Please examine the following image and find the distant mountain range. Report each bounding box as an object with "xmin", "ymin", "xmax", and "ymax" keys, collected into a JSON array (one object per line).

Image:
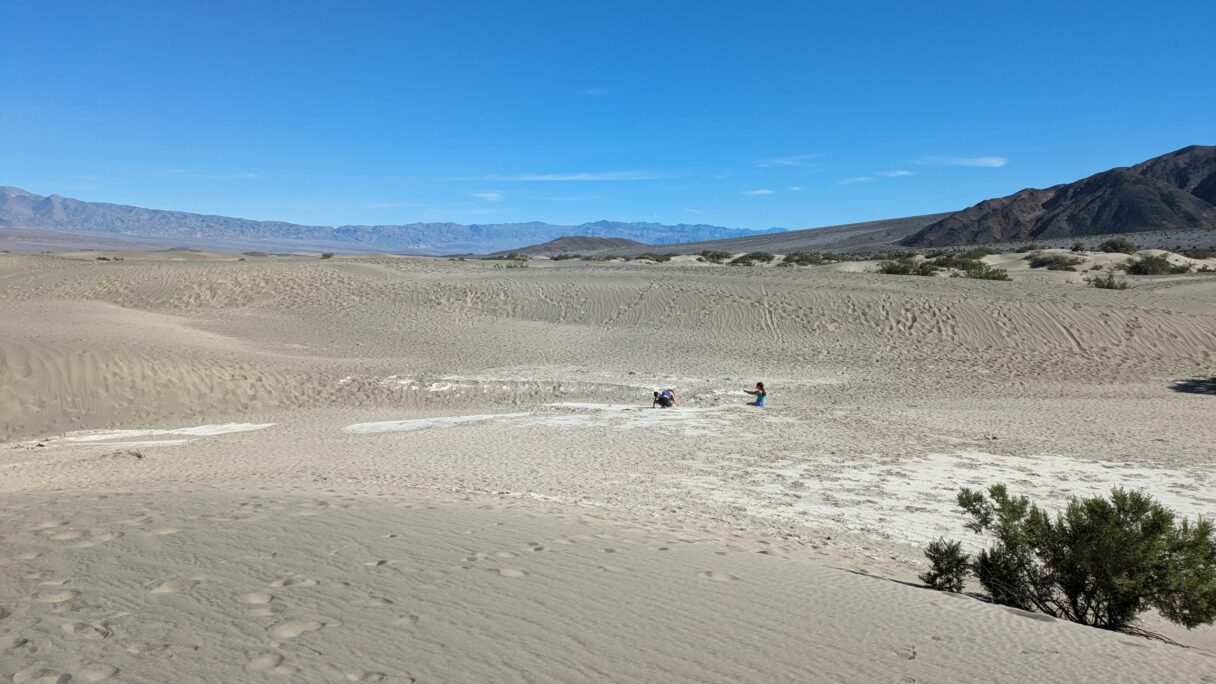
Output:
[
  {"xmin": 4, "ymin": 145, "xmax": 1212, "ymax": 255},
  {"xmin": 0, "ymin": 187, "xmax": 781, "ymax": 254},
  {"xmin": 901, "ymin": 145, "xmax": 1216, "ymax": 247}
]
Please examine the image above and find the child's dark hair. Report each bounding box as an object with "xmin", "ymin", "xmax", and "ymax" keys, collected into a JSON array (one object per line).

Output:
[{"xmin": 756, "ymin": 382, "xmax": 765, "ymax": 390}]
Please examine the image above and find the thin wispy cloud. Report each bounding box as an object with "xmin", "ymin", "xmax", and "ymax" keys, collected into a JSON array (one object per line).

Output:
[
  {"xmin": 684, "ymin": 208, "xmax": 705, "ymax": 214},
  {"xmin": 756, "ymin": 154, "xmax": 824, "ymax": 168},
  {"xmin": 839, "ymin": 176, "xmax": 873, "ymax": 185},
  {"xmin": 481, "ymin": 171, "xmax": 664, "ymax": 182},
  {"xmin": 743, "ymin": 189, "xmax": 775, "ymax": 196},
  {"xmin": 159, "ymin": 169, "xmax": 264, "ymax": 180},
  {"xmin": 470, "ymin": 191, "xmax": 503, "ymax": 201},
  {"xmin": 917, "ymin": 155, "xmax": 1008, "ymax": 168},
  {"xmin": 789, "ymin": 186, "xmax": 803, "ymax": 192},
  {"xmin": 875, "ymin": 170, "xmax": 913, "ymax": 177}
]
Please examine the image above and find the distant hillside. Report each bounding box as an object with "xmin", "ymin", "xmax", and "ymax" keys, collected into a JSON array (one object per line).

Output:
[
  {"xmin": 0, "ymin": 187, "xmax": 778, "ymax": 254},
  {"xmin": 494, "ymin": 236, "xmax": 647, "ymax": 257},
  {"xmin": 902, "ymin": 145, "xmax": 1216, "ymax": 247},
  {"xmin": 536, "ymin": 214, "xmax": 952, "ymax": 257}
]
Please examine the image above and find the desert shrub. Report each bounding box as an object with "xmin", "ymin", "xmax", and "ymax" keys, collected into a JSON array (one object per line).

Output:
[
  {"xmin": 492, "ymin": 261, "xmax": 528, "ymax": 269},
  {"xmin": 1098, "ymin": 237, "xmax": 1138, "ymax": 254},
  {"xmin": 551, "ymin": 253, "xmax": 581, "ymax": 261},
  {"xmin": 1090, "ymin": 271, "xmax": 1129, "ymax": 290},
  {"xmin": 1018, "ymin": 243, "xmax": 1044, "ymax": 252},
  {"xmin": 635, "ymin": 252, "xmax": 672, "ymax": 263},
  {"xmin": 485, "ymin": 252, "xmax": 529, "ymax": 261},
  {"xmin": 781, "ymin": 252, "xmax": 832, "ymax": 266},
  {"xmin": 964, "ymin": 247, "xmax": 999, "ymax": 259},
  {"xmin": 937, "ymin": 484, "xmax": 1216, "ymax": 632},
  {"xmin": 1024, "ymin": 252, "xmax": 1085, "ymax": 271},
  {"xmin": 877, "ymin": 256, "xmax": 938, "ymax": 276},
  {"xmin": 1181, "ymin": 247, "xmax": 1213, "ymax": 259},
  {"xmin": 320, "ymin": 252, "xmax": 334, "ymax": 259},
  {"xmin": 1071, "ymin": 241, "xmax": 1086, "ymax": 252},
  {"xmin": 95, "ymin": 256, "xmax": 111, "ymax": 261},
  {"xmin": 729, "ymin": 251, "xmax": 776, "ymax": 266},
  {"xmin": 964, "ymin": 263, "xmax": 1011, "ymax": 281},
  {"xmin": 927, "ymin": 254, "xmax": 975, "ymax": 270},
  {"xmin": 920, "ymin": 538, "xmax": 969, "ymax": 592},
  {"xmin": 1125, "ymin": 254, "xmax": 1191, "ymax": 275},
  {"xmin": 698, "ymin": 250, "xmax": 732, "ymax": 263}
]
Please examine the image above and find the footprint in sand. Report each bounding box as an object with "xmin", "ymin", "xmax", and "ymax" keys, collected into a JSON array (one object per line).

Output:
[
  {"xmin": 0, "ymin": 606, "xmax": 10, "ymax": 620},
  {"xmin": 61, "ymin": 621, "xmax": 113, "ymax": 639},
  {"xmin": 149, "ymin": 578, "xmax": 200, "ymax": 594},
  {"xmin": 14, "ymin": 551, "xmax": 41, "ymax": 560},
  {"xmin": 346, "ymin": 671, "xmax": 388, "ymax": 682},
  {"xmin": 392, "ymin": 614, "xmax": 420, "ymax": 627},
  {"xmin": 359, "ymin": 597, "xmax": 394, "ymax": 606},
  {"xmin": 11, "ymin": 665, "xmax": 70, "ymax": 684},
  {"xmin": 47, "ymin": 530, "xmax": 84, "ymax": 541},
  {"xmin": 270, "ymin": 577, "xmax": 318, "ymax": 588},
  {"xmin": 31, "ymin": 590, "xmax": 78, "ymax": 604},
  {"xmin": 239, "ymin": 591, "xmax": 273, "ymax": 605},
  {"xmin": 150, "ymin": 528, "xmax": 180, "ymax": 536},
  {"xmin": 496, "ymin": 568, "xmax": 528, "ymax": 578},
  {"xmin": 77, "ymin": 664, "xmax": 119, "ymax": 682},
  {"xmin": 0, "ymin": 633, "xmax": 29, "ymax": 653},
  {"xmin": 246, "ymin": 653, "xmax": 284, "ymax": 672},
  {"xmin": 362, "ymin": 560, "xmax": 390, "ymax": 567},
  {"xmin": 698, "ymin": 570, "xmax": 740, "ymax": 582},
  {"xmin": 269, "ymin": 619, "xmax": 324, "ymax": 639}
]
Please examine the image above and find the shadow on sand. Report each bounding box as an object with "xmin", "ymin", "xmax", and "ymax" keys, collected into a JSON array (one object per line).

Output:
[{"xmin": 1171, "ymin": 377, "xmax": 1216, "ymax": 395}]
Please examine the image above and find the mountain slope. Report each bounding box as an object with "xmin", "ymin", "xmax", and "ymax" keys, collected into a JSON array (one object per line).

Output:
[
  {"xmin": 902, "ymin": 145, "xmax": 1216, "ymax": 247},
  {"xmin": 0, "ymin": 187, "xmax": 776, "ymax": 254},
  {"xmin": 492, "ymin": 236, "xmax": 647, "ymax": 256}
]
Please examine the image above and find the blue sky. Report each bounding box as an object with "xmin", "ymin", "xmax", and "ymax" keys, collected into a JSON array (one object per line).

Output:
[{"xmin": 2, "ymin": 1, "xmax": 1213, "ymax": 230}]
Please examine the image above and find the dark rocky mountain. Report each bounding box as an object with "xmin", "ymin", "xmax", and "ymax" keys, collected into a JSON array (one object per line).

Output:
[
  {"xmin": 493, "ymin": 236, "xmax": 646, "ymax": 256},
  {"xmin": 902, "ymin": 145, "xmax": 1216, "ymax": 247},
  {"xmin": 0, "ymin": 187, "xmax": 778, "ymax": 254}
]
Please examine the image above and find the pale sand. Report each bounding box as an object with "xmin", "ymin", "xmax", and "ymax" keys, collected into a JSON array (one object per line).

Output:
[{"xmin": 2, "ymin": 250, "xmax": 1215, "ymax": 681}]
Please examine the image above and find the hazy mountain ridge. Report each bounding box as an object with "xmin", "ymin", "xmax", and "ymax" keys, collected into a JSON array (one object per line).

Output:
[
  {"xmin": 902, "ymin": 145, "xmax": 1216, "ymax": 247},
  {"xmin": 0, "ymin": 187, "xmax": 779, "ymax": 254}
]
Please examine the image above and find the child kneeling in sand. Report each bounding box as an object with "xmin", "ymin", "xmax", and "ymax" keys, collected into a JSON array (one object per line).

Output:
[
  {"xmin": 653, "ymin": 389, "xmax": 677, "ymax": 408},
  {"xmin": 744, "ymin": 382, "xmax": 766, "ymax": 407}
]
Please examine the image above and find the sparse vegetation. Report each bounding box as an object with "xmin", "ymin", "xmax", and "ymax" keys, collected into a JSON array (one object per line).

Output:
[
  {"xmin": 320, "ymin": 252, "xmax": 334, "ymax": 259},
  {"xmin": 963, "ymin": 247, "xmax": 999, "ymax": 259},
  {"xmin": 728, "ymin": 251, "xmax": 775, "ymax": 266},
  {"xmin": 877, "ymin": 256, "xmax": 939, "ymax": 276},
  {"xmin": 1071, "ymin": 241, "xmax": 1086, "ymax": 252},
  {"xmin": 1018, "ymin": 243, "xmax": 1044, "ymax": 252},
  {"xmin": 1098, "ymin": 237, "xmax": 1138, "ymax": 254},
  {"xmin": 551, "ymin": 253, "xmax": 581, "ymax": 261},
  {"xmin": 634, "ymin": 252, "xmax": 673, "ymax": 262},
  {"xmin": 923, "ymin": 484, "xmax": 1216, "ymax": 634},
  {"xmin": 920, "ymin": 538, "xmax": 969, "ymax": 592},
  {"xmin": 485, "ymin": 252, "xmax": 529, "ymax": 261},
  {"xmin": 1125, "ymin": 254, "xmax": 1192, "ymax": 275},
  {"xmin": 1182, "ymin": 247, "xmax": 1213, "ymax": 260},
  {"xmin": 1090, "ymin": 271, "xmax": 1129, "ymax": 289},
  {"xmin": 780, "ymin": 252, "xmax": 835, "ymax": 266},
  {"xmin": 963, "ymin": 263, "xmax": 1011, "ymax": 281},
  {"xmin": 492, "ymin": 261, "xmax": 528, "ymax": 269},
  {"xmin": 698, "ymin": 250, "xmax": 733, "ymax": 264},
  {"xmin": 1024, "ymin": 252, "xmax": 1085, "ymax": 271}
]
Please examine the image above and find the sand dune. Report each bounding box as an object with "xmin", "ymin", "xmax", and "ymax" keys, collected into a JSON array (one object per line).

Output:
[{"xmin": 2, "ymin": 250, "xmax": 1215, "ymax": 680}]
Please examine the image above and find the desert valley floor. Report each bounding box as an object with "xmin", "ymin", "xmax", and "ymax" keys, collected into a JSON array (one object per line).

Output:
[{"xmin": 2, "ymin": 250, "xmax": 1215, "ymax": 682}]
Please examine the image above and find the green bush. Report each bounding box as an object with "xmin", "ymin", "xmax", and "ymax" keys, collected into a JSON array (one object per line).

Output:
[
  {"xmin": 551, "ymin": 253, "xmax": 581, "ymax": 261},
  {"xmin": 1090, "ymin": 271, "xmax": 1128, "ymax": 290},
  {"xmin": 964, "ymin": 263, "xmax": 1011, "ymax": 281},
  {"xmin": 634, "ymin": 252, "xmax": 673, "ymax": 262},
  {"xmin": 1071, "ymin": 241, "xmax": 1086, "ymax": 253},
  {"xmin": 1024, "ymin": 252, "xmax": 1085, "ymax": 271},
  {"xmin": 781, "ymin": 252, "xmax": 832, "ymax": 266},
  {"xmin": 699, "ymin": 250, "xmax": 732, "ymax": 264},
  {"xmin": 920, "ymin": 538, "xmax": 969, "ymax": 592},
  {"xmin": 877, "ymin": 256, "xmax": 939, "ymax": 276},
  {"xmin": 1098, "ymin": 237, "xmax": 1138, "ymax": 254},
  {"xmin": 935, "ymin": 484, "xmax": 1216, "ymax": 632},
  {"xmin": 320, "ymin": 252, "xmax": 335, "ymax": 259},
  {"xmin": 1125, "ymin": 254, "xmax": 1191, "ymax": 275},
  {"xmin": 1181, "ymin": 247, "xmax": 1213, "ymax": 260},
  {"xmin": 964, "ymin": 247, "xmax": 1000, "ymax": 259},
  {"xmin": 729, "ymin": 251, "xmax": 776, "ymax": 266},
  {"xmin": 1018, "ymin": 243, "xmax": 1044, "ymax": 252}
]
